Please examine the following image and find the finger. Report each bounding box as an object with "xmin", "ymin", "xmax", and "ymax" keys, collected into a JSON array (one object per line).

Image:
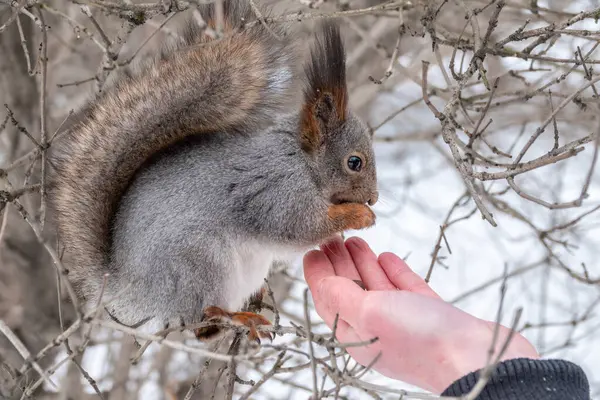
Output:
[
  {"xmin": 378, "ymin": 252, "xmax": 441, "ymax": 299},
  {"xmin": 304, "ymin": 250, "xmax": 340, "ymax": 325},
  {"xmin": 345, "ymin": 237, "xmax": 396, "ymax": 291},
  {"xmin": 321, "ymin": 236, "xmax": 361, "ymax": 281},
  {"xmin": 314, "ymin": 275, "xmax": 367, "ymax": 328},
  {"xmin": 303, "ymin": 249, "xmax": 336, "ymax": 296}
]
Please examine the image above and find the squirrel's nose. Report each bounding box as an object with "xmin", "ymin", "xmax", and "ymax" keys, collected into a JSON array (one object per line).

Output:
[{"xmin": 368, "ymin": 191, "xmax": 379, "ymax": 206}]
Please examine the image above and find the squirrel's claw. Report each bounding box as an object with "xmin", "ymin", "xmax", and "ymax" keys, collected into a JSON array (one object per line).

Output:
[
  {"xmin": 197, "ymin": 306, "xmax": 273, "ymax": 344},
  {"xmin": 257, "ymin": 328, "xmax": 274, "ymax": 343}
]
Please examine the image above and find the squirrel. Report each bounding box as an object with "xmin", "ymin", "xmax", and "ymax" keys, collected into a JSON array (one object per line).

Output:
[{"xmin": 48, "ymin": 0, "xmax": 378, "ymax": 343}]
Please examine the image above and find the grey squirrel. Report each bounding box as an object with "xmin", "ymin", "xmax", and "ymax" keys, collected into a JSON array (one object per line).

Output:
[{"xmin": 48, "ymin": 0, "xmax": 378, "ymax": 342}]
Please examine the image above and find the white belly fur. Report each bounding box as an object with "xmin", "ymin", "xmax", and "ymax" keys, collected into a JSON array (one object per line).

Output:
[{"xmin": 226, "ymin": 239, "xmax": 308, "ymax": 311}]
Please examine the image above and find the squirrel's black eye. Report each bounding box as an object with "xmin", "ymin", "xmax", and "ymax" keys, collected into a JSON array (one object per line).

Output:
[{"xmin": 347, "ymin": 156, "xmax": 362, "ymax": 172}]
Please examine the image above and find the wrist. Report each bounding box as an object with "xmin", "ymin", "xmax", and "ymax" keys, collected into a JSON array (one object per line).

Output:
[{"xmin": 432, "ymin": 318, "xmax": 539, "ymax": 394}]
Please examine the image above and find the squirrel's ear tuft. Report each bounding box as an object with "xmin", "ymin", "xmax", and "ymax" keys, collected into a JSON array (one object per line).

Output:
[{"xmin": 300, "ymin": 20, "xmax": 348, "ymax": 153}]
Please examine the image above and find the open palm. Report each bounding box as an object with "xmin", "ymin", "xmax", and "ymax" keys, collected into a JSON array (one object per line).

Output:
[{"xmin": 303, "ymin": 236, "xmax": 538, "ymax": 394}]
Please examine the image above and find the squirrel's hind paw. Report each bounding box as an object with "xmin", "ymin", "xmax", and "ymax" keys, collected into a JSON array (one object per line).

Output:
[{"xmin": 196, "ymin": 306, "xmax": 273, "ymax": 344}]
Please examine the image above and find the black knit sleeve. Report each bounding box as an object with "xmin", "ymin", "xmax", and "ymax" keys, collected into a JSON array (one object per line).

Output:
[{"xmin": 440, "ymin": 358, "xmax": 590, "ymax": 399}]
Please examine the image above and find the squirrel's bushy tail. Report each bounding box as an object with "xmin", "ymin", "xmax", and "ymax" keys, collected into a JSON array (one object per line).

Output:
[{"xmin": 48, "ymin": 1, "xmax": 296, "ymax": 295}]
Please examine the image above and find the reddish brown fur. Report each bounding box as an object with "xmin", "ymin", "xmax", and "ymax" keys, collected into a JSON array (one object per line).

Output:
[
  {"xmin": 327, "ymin": 203, "xmax": 376, "ymax": 232},
  {"xmin": 300, "ymin": 101, "xmax": 321, "ymax": 152},
  {"xmin": 328, "ymin": 86, "xmax": 348, "ymax": 121},
  {"xmin": 300, "ymin": 21, "xmax": 348, "ymax": 153},
  {"xmin": 300, "ymin": 88, "xmax": 348, "ymax": 153},
  {"xmin": 196, "ymin": 306, "xmax": 272, "ymax": 343}
]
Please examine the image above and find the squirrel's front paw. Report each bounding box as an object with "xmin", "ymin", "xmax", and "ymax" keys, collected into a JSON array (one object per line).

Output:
[{"xmin": 328, "ymin": 203, "xmax": 376, "ymax": 231}]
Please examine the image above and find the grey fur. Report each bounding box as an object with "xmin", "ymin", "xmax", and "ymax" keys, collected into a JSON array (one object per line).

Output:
[{"xmin": 107, "ymin": 113, "xmax": 377, "ymax": 327}]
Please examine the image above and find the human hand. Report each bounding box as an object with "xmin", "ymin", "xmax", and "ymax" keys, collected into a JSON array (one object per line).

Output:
[{"xmin": 303, "ymin": 236, "xmax": 539, "ymax": 394}]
